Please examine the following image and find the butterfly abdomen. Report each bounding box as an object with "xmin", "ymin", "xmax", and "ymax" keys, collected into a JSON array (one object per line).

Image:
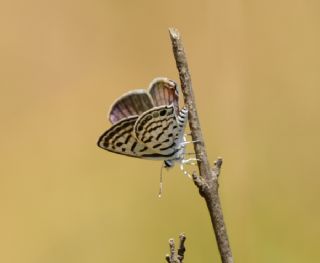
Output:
[
  {"xmin": 176, "ymin": 107, "xmax": 188, "ymax": 138},
  {"xmin": 177, "ymin": 107, "xmax": 188, "ymax": 125}
]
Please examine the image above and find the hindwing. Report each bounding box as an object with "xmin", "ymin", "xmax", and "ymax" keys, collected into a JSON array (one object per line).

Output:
[
  {"xmin": 108, "ymin": 90, "xmax": 154, "ymax": 124},
  {"xmin": 134, "ymin": 105, "xmax": 181, "ymax": 157},
  {"xmin": 148, "ymin": 78, "xmax": 179, "ymax": 115},
  {"xmin": 108, "ymin": 78, "xmax": 180, "ymax": 124}
]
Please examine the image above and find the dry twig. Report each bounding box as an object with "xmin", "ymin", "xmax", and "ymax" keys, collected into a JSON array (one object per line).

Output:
[
  {"xmin": 169, "ymin": 28, "xmax": 234, "ymax": 263},
  {"xmin": 165, "ymin": 234, "xmax": 186, "ymax": 263}
]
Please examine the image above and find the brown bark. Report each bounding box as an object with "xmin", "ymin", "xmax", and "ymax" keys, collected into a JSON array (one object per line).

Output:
[{"xmin": 169, "ymin": 28, "xmax": 234, "ymax": 263}]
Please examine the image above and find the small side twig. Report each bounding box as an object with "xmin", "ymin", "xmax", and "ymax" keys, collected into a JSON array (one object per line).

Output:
[
  {"xmin": 169, "ymin": 28, "xmax": 234, "ymax": 263},
  {"xmin": 192, "ymin": 158, "xmax": 223, "ymax": 205},
  {"xmin": 165, "ymin": 234, "xmax": 186, "ymax": 263}
]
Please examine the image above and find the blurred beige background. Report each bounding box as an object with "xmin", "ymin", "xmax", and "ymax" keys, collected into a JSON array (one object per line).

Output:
[{"xmin": 1, "ymin": 0, "xmax": 319, "ymax": 262}]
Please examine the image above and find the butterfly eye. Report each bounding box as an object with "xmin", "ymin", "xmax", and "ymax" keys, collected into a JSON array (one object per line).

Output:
[{"xmin": 160, "ymin": 109, "xmax": 167, "ymax": 116}]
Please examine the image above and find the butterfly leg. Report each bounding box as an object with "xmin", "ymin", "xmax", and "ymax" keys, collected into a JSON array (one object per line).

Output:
[
  {"xmin": 181, "ymin": 135, "xmax": 200, "ymax": 145},
  {"xmin": 181, "ymin": 140, "xmax": 201, "ymax": 146},
  {"xmin": 179, "ymin": 162, "xmax": 192, "ymax": 178},
  {"xmin": 182, "ymin": 157, "xmax": 200, "ymax": 163},
  {"xmin": 182, "ymin": 158, "xmax": 200, "ymax": 166},
  {"xmin": 179, "ymin": 158, "xmax": 201, "ymax": 177}
]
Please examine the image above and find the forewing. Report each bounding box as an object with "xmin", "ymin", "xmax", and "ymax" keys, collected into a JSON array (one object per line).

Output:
[
  {"xmin": 148, "ymin": 78, "xmax": 179, "ymax": 115},
  {"xmin": 134, "ymin": 105, "xmax": 182, "ymax": 158},
  {"xmin": 98, "ymin": 116, "xmax": 157, "ymax": 158},
  {"xmin": 108, "ymin": 90, "xmax": 154, "ymax": 124}
]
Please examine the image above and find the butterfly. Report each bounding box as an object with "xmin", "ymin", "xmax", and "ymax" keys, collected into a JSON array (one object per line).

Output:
[{"xmin": 97, "ymin": 77, "xmax": 198, "ymax": 174}]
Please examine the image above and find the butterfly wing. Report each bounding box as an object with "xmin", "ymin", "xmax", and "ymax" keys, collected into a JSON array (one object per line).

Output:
[
  {"xmin": 98, "ymin": 116, "xmax": 159, "ymax": 158},
  {"xmin": 99, "ymin": 78, "xmax": 187, "ymax": 161},
  {"xmin": 108, "ymin": 90, "xmax": 154, "ymax": 124},
  {"xmin": 108, "ymin": 78, "xmax": 178, "ymax": 124},
  {"xmin": 148, "ymin": 78, "xmax": 179, "ymax": 115},
  {"xmin": 133, "ymin": 105, "xmax": 188, "ymax": 159}
]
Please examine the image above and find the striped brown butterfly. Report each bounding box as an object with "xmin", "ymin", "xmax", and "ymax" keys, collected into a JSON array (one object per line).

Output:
[{"xmin": 97, "ymin": 78, "xmax": 198, "ymax": 194}]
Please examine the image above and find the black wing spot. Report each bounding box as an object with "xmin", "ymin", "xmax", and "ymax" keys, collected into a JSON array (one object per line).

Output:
[
  {"xmin": 159, "ymin": 142, "xmax": 176, "ymax": 151},
  {"xmin": 156, "ymin": 131, "xmax": 164, "ymax": 140},
  {"xmin": 143, "ymin": 136, "xmax": 153, "ymax": 143},
  {"xmin": 141, "ymin": 119, "xmax": 148, "ymax": 125},
  {"xmin": 141, "ymin": 150, "xmax": 178, "ymax": 158},
  {"xmin": 153, "ymin": 143, "xmax": 162, "ymax": 149},
  {"xmin": 139, "ymin": 146, "xmax": 148, "ymax": 152},
  {"xmin": 116, "ymin": 142, "xmax": 123, "ymax": 147},
  {"xmin": 131, "ymin": 141, "xmax": 137, "ymax": 152},
  {"xmin": 124, "ymin": 135, "xmax": 131, "ymax": 144},
  {"xmin": 160, "ymin": 109, "xmax": 167, "ymax": 116}
]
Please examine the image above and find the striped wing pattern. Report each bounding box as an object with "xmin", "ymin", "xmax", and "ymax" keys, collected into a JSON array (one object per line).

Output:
[
  {"xmin": 98, "ymin": 78, "xmax": 188, "ymax": 161},
  {"xmin": 98, "ymin": 105, "xmax": 188, "ymax": 160},
  {"xmin": 134, "ymin": 105, "xmax": 187, "ymax": 157},
  {"xmin": 98, "ymin": 116, "xmax": 158, "ymax": 158}
]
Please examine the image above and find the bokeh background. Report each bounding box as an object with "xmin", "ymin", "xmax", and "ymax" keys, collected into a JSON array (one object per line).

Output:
[{"xmin": 1, "ymin": 0, "xmax": 320, "ymax": 262}]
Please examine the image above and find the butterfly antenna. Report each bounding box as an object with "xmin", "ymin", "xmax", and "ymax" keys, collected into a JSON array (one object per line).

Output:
[{"xmin": 158, "ymin": 162, "xmax": 165, "ymax": 198}]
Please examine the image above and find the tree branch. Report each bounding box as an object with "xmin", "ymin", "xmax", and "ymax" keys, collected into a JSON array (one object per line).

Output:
[
  {"xmin": 165, "ymin": 234, "xmax": 186, "ymax": 263},
  {"xmin": 169, "ymin": 28, "xmax": 234, "ymax": 263}
]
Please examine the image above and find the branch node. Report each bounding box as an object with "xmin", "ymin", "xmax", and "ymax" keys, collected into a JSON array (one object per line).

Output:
[{"xmin": 192, "ymin": 172, "xmax": 207, "ymax": 197}]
